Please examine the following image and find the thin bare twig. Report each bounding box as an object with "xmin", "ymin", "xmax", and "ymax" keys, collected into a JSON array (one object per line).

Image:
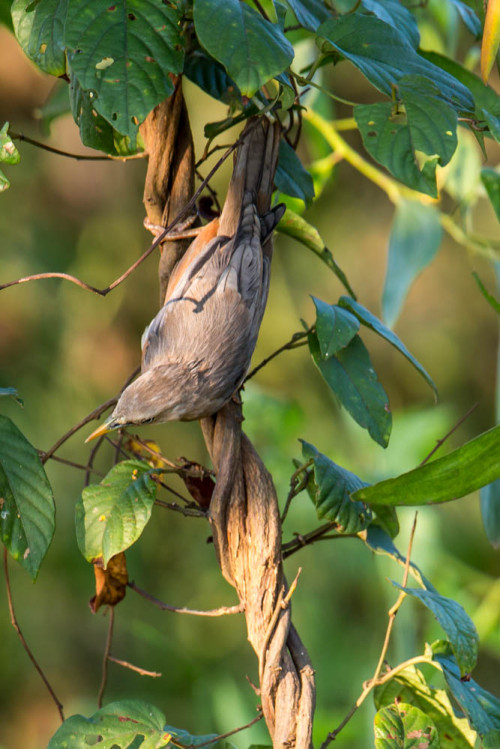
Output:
[
  {"xmin": 320, "ymin": 513, "xmax": 419, "ymax": 747},
  {"xmin": 3, "ymin": 548, "xmax": 64, "ymax": 722},
  {"xmin": 282, "ymin": 522, "xmax": 342, "ymax": 557},
  {"xmin": 97, "ymin": 606, "xmax": 115, "ymax": 709},
  {"xmin": 85, "ymin": 436, "xmax": 106, "ymax": 487},
  {"xmin": 419, "ymin": 402, "xmax": 479, "ymax": 466},
  {"xmin": 10, "ymin": 130, "xmax": 117, "ymax": 161},
  {"xmin": 154, "ymin": 497, "xmax": 206, "ymax": 517},
  {"xmin": 1, "ymin": 133, "xmax": 246, "ymax": 297},
  {"xmin": 107, "ymin": 655, "xmax": 162, "ymax": 678},
  {"xmin": 244, "ymin": 328, "xmax": 312, "ymax": 382},
  {"xmin": 191, "ymin": 711, "xmax": 264, "ymax": 748},
  {"xmin": 37, "ymin": 451, "xmax": 104, "ymax": 477},
  {"xmin": 128, "ymin": 581, "xmax": 243, "ymax": 616}
]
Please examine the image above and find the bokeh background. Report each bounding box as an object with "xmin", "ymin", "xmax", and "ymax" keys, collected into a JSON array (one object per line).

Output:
[{"xmin": 0, "ymin": 6, "xmax": 499, "ymax": 748}]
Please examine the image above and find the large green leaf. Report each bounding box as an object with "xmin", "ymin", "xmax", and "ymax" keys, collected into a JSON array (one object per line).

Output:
[
  {"xmin": 352, "ymin": 424, "xmax": 500, "ymax": 506},
  {"xmin": 361, "ymin": 0, "xmax": 420, "ymax": 49},
  {"xmin": 480, "ymin": 478, "xmax": 500, "ymax": 549},
  {"xmin": 481, "ymin": 168, "xmax": 500, "ymax": 222},
  {"xmin": 276, "ymin": 210, "xmax": 356, "ymax": 297},
  {"xmin": 75, "ymin": 459, "xmax": 156, "ymax": 566},
  {"xmin": 184, "ymin": 49, "xmax": 241, "ymax": 105},
  {"xmin": 47, "ymin": 700, "xmax": 171, "ymax": 749},
  {"xmin": 338, "ymin": 296, "xmax": 437, "ymax": 398},
  {"xmin": 11, "ymin": 0, "xmax": 67, "ymax": 76},
  {"xmin": 65, "ymin": 0, "xmax": 184, "ymax": 140},
  {"xmin": 309, "ymin": 331, "xmax": 392, "ymax": 448},
  {"xmin": 355, "ymin": 101, "xmax": 440, "ymax": 197},
  {"xmin": 312, "ymin": 297, "xmax": 359, "ymax": 358},
  {"xmin": 374, "ymin": 702, "xmax": 439, "ymax": 748},
  {"xmin": 275, "ymin": 140, "xmax": 315, "ymax": 206},
  {"xmin": 0, "ymin": 416, "xmax": 55, "ymax": 579},
  {"xmin": 316, "ymin": 14, "xmax": 474, "ymax": 111},
  {"xmin": 374, "ymin": 665, "xmax": 476, "ymax": 748},
  {"xmin": 393, "ymin": 585, "xmax": 478, "ymax": 675},
  {"xmin": 301, "ymin": 441, "xmax": 371, "ymax": 533},
  {"xmin": 382, "ymin": 200, "xmax": 443, "ymax": 327},
  {"xmin": 283, "ymin": 0, "xmax": 329, "ymax": 32},
  {"xmin": 432, "ymin": 642, "xmax": 500, "ymax": 736},
  {"xmin": 193, "ymin": 0, "xmax": 294, "ymax": 97}
]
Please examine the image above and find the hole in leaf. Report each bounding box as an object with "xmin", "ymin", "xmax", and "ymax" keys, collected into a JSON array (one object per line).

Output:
[
  {"xmin": 39, "ymin": 42, "xmax": 47, "ymax": 54},
  {"xmin": 128, "ymin": 12, "xmax": 136, "ymax": 20},
  {"xmin": 132, "ymin": 116, "xmax": 138, "ymax": 125},
  {"xmin": 112, "ymin": 113, "xmax": 118, "ymax": 121},
  {"xmin": 367, "ymin": 131, "xmax": 377, "ymax": 137}
]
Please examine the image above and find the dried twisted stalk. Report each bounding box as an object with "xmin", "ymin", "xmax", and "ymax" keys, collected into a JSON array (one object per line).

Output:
[{"xmin": 141, "ymin": 87, "xmax": 315, "ymax": 747}]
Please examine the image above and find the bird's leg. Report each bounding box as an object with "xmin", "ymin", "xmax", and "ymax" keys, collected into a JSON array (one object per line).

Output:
[{"xmin": 143, "ymin": 214, "xmax": 202, "ymax": 242}]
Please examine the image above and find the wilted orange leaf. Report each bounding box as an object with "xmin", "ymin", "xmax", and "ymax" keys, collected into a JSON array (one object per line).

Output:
[
  {"xmin": 481, "ymin": 0, "xmax": 500, "ymax": 83},
  {"xmin": 90, "ymin": 552, "xmax": 128, "ymax": 613}
]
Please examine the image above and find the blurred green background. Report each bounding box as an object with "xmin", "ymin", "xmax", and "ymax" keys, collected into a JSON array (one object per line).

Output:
[{"xmin": 0, "ymin": 7, "xmax": 499, "ymax": 748}]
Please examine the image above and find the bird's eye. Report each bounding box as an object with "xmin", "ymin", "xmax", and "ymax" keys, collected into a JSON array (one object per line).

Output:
[{"xmin": 143, "ymin": 417, "xmax": 154, "ymax": 424}]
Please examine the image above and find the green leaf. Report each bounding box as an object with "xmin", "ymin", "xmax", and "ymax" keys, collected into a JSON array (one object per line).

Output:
[
  {"xmin": 276, "ymin": 209, "xmax": 357, "ymax": 297},
  {"xmin": 0, "ymin": 123, "xmax": 20, "ymax": 164},
  {"xmin": 75, "ymin": 459, "xmax": 156, "ymax": 567},
  {"xmin": 193, "ymin": 0, "xmax": 294, "ymax": 97},
  {"xmin": 398, "ymin": 75, "xmax": 458, "ymax": 166},
  {"xmin": 11, "ymin": 0, "xmax": 67, "ymax": 76},
  {"xmin": 312, "ymin": 297, "xmax": 360, "ymax": 357},
  {"xmin": 283, "ymin": 0, "xmax": 329, "ymax": 32},
  {"xmin": 352, "ymin": 424, "xmax": 500, "ymax": 506},
  {"xmin": 316, "ymin": 14, "xmax": 474, "ymax": 111},
  {"xmin": 480, "ymin": 478, "xmax": 500, "ymax": 548},
  {"xmin": 419, "ymin": 51, "xmax": 499, "ymax": 120},
  {"xmin": 361, "ymin": 0, "xmax": 420, "ymax": 49},
  {"xmin": 448, "ymin": 0, "xmax": 482, "ymax": 36},
  {"xmin": 275, "ymin": 140, "xmax": 315, "ymax": 206},
  {"xmin": 483, "ymin": 730, "xmax": 500, "ymax": 748},
  {"xmin": 374, "ymin": 702, "xmax": 439, "ymax": 748},
  {"xmin": 370, "ymin": 504, "xmax": 399, "ymax": 539},
  {"xmin": 164, "ymin": 725, "xmax": 219, "ymax": 747},
  {"xmin": 432, "ymin": 642, "xmax": 500, "ymax": 736},
  {"xmin": 364, "ymin": 525, "xmax": 433, "ymax": 589},
  {"xmin": 0, "ymin": 415, "xmax": 55, "ymax": 579},
  {"xmin": 483, "ymin": 109, "xmax": 500, "ymax": 144},
  {"xmin": 472, "ymin": 271, "xmax": 500, "ymax": 314},
  {"xmin": 0, "ymin": 387, "xmax": 23, "ymax": 407},
  {"xmin": 393, "ymin": 584, "xmax": 478, "ymax": 675},
  {"xmin": 374, "ymin": 665, "xmax": 477, "ymax": 748},
  {"xmin": 66, "ymin": 0, "xmax": 184, "ymax": 141},
  {"xmin": 338, "ymin": 296, "xmax": 438, "ymax": 398},
  {"xmin": 0, "ymin": 0, "xmax": 14, "ymax": 31},
  {"xmin": 184, "ymin": 50, "xmax": 241, "ymax": 104},
  {"xmin": 481, "ymin": 168, "xmax": 500, "ymax": 221},
  {"xmin": 69, "ymin": 76, "xmax": 129, "ymax": 156},
  {"xmin": 301, "ymin": 440, "xmax": 371, "ymax": 532},
  {"xmin": 47, "ymin": 700, "xmax": 171, "ymax": 749},
  {"xmin": 382, "ymin": 200, "xmax": 443, "ymax": 327},
  {"xmin": 355, "ymin": 102, "xmax": 439, "ymax": 197},
  {"xmin": 309, "ymin": 332, "xmax": 392, "ymax": 448},
  {"xmin": 0, "ymin": 167, "xmax": 9, "ymax": 191}
]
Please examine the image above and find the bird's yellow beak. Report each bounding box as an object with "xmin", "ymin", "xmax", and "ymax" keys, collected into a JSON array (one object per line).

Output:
[{"xmin": 85, "ymin": 416, "xmax": 118, "ymax": 443}]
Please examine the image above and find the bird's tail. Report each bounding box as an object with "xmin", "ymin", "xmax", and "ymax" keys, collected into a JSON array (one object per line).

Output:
[{"xmin": 218, "ymin": 117, "xmax": 281, "ymax": 238}]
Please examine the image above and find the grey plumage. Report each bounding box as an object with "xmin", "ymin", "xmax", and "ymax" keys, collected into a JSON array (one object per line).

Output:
[{"xmin": 86, "ymin": 119, "xmax": 284, "ymax": 439}]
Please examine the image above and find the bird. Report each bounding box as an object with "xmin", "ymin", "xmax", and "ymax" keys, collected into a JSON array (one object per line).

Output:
[{"xmin": 86, "ymin": 118, "xmax": 284, "ymax": 442}]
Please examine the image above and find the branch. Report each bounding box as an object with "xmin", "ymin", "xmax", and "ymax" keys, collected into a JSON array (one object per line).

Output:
[
  {"xmin": 281, "ymin": 459, "xmax": 313, "ymax": 524},
  {"xmin": 182, "ymin": 711, "xmax": 264, "ymax": 749},
  {"xmin": 320, "ymin": 513, "xmax": 418, "ymax": 747},
  {"xmin": 3, "ymin": 548, "xmax": 65, "ymax": 722},
  {"xmin": 0, "ymin": 135, "xmax": 243, "ymax": 297},
  {"xmin": 97, "ymin": 606, "xmax": 115, "ymax": 709},
  {"xmin": 128, "ymin": 581, "xmax": 244, "ymax": 616},
  {"xmin": 9, "ymin": 130, "xmax": 119, "ymax": 161},
  {"xmin": 107, "ymin": 655, "xmax": 162, "ymax": 678},
  {"xmin": 154, "ymin": 497, "xmax": 206, "ymax": 517},
  {"xmin": 245, "ymin": 328, "xmax": 312, "ymax": 382},
  {"xmin": 419, "ymin": 402, "xmax": 478, "ymax": 466}
]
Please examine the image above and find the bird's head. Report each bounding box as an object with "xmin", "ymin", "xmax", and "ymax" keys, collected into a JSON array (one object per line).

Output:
[{"xmin": 85, "ymin": 366, "xmax": 189, "ymax": 442}]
